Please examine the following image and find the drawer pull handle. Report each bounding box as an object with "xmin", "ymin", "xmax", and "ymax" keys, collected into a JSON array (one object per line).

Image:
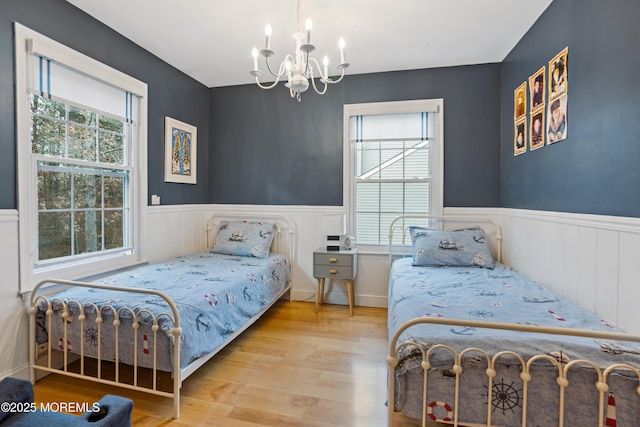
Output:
[
  {"xmin": 329, "ymin": 269, "xmax": 338, "ymax": 274},
  {"xmin": 329, "ymin": 258, "xmax": 337, "ymax": 263}
]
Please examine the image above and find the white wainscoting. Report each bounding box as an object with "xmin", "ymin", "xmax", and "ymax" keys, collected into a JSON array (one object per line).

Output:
[
  {"xmin": 498, "ymin": 208, "xmax": 640, "ymax": 335},
  {"xmin": 145, "ymin": 204, "xmax": 390, "ymax": 309},
  {"xmin": 146, "ymin": 205, "xmax": 640, "ymax": 331},
  {"xmin": 4, "ymin": 205, "xmax": 640, "ymax": 380},
  {"xmin": 146, "ymin": 204, "xmax": 212, "ymax": 261},
  {"xmin": 0, "ymin": 210, "xmax": 30, "ymax": 380}
]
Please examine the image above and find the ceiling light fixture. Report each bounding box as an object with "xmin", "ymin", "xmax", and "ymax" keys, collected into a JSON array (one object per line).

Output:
[{"xmin": 250, "ymin": 0, "xmax": 349, "ymax": 101}]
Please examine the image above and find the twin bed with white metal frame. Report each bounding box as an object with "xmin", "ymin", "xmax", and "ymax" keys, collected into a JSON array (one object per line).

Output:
[
  {"xmin": 28, "ymin": 214, "xmax": 295, "ymax": 418},
  {"xmin": 386, "ymin": 215, "xmax": 640, "ymax": 427}
]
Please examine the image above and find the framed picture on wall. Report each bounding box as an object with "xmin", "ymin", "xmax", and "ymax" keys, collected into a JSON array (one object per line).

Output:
[
  {"xmin": 514, "ymin": 118, "xmax": 527, "ymax": 156},
  {"xmin": 164, "ymin": 117, "xmax": 197, "ymax": 184},
  {"xmin": 514, "ymin": 81, "xmax": 526, "ymax": 120},
  {"xmin": 549, "ymin": 47, "xmax": 568, "ymax": 101},
  {"xmin": 547, "ymin": 93, "xmax": 568, "ymax": 144},
  {"xmin": 529, "ymin": 66, "xmax": 545, "ymax": 111},
  {"xmin": 530, "ymin": 109, "xmax": 545, "ymax": 150}
]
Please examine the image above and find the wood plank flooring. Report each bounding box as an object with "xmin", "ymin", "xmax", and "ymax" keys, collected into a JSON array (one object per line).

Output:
[{"xmin": 32, "ymin": 301, "xmax": 426, "ymax": 426}]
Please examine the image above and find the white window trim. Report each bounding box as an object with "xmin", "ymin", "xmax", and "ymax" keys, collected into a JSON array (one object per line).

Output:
[
  {"xmin": 15, "ymin": 23, "xmax": 148, "ymax": 292},
  {"xmin": 343, "ymin": 99, "xmax": 444, "ymax": 252}
]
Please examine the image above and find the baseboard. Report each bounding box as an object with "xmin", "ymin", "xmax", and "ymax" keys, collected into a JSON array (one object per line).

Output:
[
  {"xmin": 292, "ymin": 290, "xmax": 388, "ymax": 309},
  {"xmin": 0, "ymin": 362, "xmax": 30, "ymax": 381}
]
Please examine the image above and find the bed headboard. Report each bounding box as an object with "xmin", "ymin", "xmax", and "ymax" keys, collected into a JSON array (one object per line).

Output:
[
  {"xmin": 388, "ymin": 215, "xmax": 503, "ymax": 265},
  {"xmin": 206, "ymin": 213, "xmax": 296, "ymax": 263}
]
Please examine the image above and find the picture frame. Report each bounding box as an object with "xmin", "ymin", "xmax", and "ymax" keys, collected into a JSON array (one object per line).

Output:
[
  {"xmin": 547, "ymin": 93, "xmax": 568, "ymax": 144},
  {"xmin": 164, "ymin": 117, "xmax": 197, "ymax": 184},
  {"xmin": 514, "ymin": 81, "xmax": 527, "ymax": 120},
  {"xmin": 529, "ymin": 66, "xmax": 546, "ymax": 112},
  {"xmin": 549, "ymin": 47, "xmax": 568, "ymax": 101},
  {"xmin": 530, "ymin": 109, "xmax": 545, "ymax": 150},
  {"xmin": 514, "ymin": 117, "xmax": 527, "ymax": 156}
]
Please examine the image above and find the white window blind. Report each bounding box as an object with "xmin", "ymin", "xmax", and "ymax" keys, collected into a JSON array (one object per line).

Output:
[
  {"xmin": 25, "ymin": 34, "xmax": 144, "ymax": 114},
  {"xmin": 27, "ymin": 47, "xmax": 139, "ymax": 123}
]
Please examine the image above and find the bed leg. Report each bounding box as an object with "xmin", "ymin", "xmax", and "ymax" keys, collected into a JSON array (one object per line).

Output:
[
  {"xmin": 173, "ymin": 394, "xmax": 180, "ymax": 419},
  {"xmin": 28, "ymin": 306, "xmax": 36, "ymax": 384},
  {"xmin": 387, "ymin": 355, "xmax": 398, "ymax": 427},
  {"xmin": 173, "ymin": 326, "xmax": 182, "ymax": 418},
  {"xmin": 172, "ymin": 372, "xmax": 180, "ymax": 418}
]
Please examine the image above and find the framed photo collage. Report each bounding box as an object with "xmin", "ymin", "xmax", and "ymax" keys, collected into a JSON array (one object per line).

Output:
[{"xmin": 514, "ymin": 47, "xmax": 568, "ymax": 156}]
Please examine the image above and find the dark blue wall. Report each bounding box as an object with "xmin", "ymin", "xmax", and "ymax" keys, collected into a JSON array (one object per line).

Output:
[
  {"xmin": 501, "ymin": 0, "xmax": 640, "ymax": 217},
  {"xmin": 4, "ymin": 1, "xmax": 639, "ymax": 215},
  {"xmin": 210, "ymin": 64, "xmax": 502, "ymax": 206},
  {"xmin": 0, "ymin": 0, "xmax": 211, "ymax": 209}
]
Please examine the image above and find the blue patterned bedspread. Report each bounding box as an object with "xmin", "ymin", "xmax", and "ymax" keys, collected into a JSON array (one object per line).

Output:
[
  {"xmin": 389, "ymin": 258, "xmax": 640, "ymax": 425},
  {"xmin": 38, "ymin": 251, "xmax": 291, "ymax": 372}
]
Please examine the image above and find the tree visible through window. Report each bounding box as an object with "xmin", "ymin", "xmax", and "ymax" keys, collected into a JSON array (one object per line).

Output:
[{"xmin": 31, "ymin": 95, "xmax": 129, "ymax": 261}]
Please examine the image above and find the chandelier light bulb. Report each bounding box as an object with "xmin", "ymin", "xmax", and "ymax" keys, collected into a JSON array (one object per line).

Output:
[
  {"xmin": 265, "ymin": 23, "xmax": 272, "ymax": 50},
  {"xmin": 305, "ymin": 19, "xmax": 312, "ymax": 44},
  {"xmin": 251, "ymin": 47, "xmax": 259, "ymax": 71}
]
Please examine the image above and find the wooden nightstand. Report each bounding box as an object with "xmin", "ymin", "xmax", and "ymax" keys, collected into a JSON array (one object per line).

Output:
[{"xmin": 313, "ymin": 248, "xmax": 358, "ymax": 316}]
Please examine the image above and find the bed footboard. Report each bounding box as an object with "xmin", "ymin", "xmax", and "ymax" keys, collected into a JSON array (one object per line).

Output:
[
  {"xmin": 28, "ymin": 279, "xmax": 183, "ymax": 418},
  {"xmin": 387, "ymin": 318, "xmax": 640, "ymax": 427}
]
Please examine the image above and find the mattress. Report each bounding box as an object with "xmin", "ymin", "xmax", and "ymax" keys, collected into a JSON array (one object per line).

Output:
[
  {"xmin": 37, "ymin": 251, "xmax": 291, "ymax": 372},
  {"xmin": 388, "ymin": 258, "xmax": 640, "ymax": 426}
]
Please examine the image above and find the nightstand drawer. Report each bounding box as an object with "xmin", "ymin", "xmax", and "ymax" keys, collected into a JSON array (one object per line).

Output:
[
  {"xmin": 313, "ymin": 265, "xmax": 354, "ymax": 279},
  {"xmin": 313, "ymin": 252, "xmax": 353, "ymax": 267}
]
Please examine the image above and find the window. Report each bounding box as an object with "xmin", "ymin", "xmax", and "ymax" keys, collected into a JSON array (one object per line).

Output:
[
  {"xmin": 343, "ymin": 100, "xmax": 443, "ymax": 247},
  {"xmin": 15, "ymin": 24, "xmax": 148, "ymax": 291},
  {"xmin": 32, "ymin": 96, "xmax": 129, "ymax": 261}
]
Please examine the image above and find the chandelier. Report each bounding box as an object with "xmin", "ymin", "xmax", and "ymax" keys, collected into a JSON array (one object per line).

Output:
[{"xmin": 250, "ymin": 0, "xmax": 350, "ymax": 101}]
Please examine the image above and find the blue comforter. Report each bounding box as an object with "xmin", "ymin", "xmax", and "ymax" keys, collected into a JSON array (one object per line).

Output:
[
  {"xmin": 38, "ymin": 251, "xmax": 291, "ymax": 372},
  {"xmin": 389, "ymin": 258, "xmax": 640, "ymax": 426}
]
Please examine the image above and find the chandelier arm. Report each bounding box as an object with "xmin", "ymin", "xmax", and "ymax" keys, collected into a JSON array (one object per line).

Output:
[
  {"xmin": 307, "ymin": 57, "xmax": 323, "ymax": 77},
  {"xmin": 254, "ymin": 75, "xmax": 282, "ymax": 90},
  {"xmin": 305, "ymin": 58, "xmax": 328, "ymax": 95},
  {"xmin": 265, "ymin": 57, "xmax": 278, "ymax": 77},
  {"xmin": 307, "ymin": 57, "xmax": 345, "ymax": 84},
  {"xmin": 265, "ymin": 56, "xmax": 287, "ymax": 78},
  {"xmin": 308, "ymin": 68, "xmax": 328, "ymax": 95},
  {"xmin": 310, "ymin": 77, "xmax": 328, "ymax": 95},
  {"xmin": 323, "ymin": 68, "xmax": 346, "ymax": 84}
]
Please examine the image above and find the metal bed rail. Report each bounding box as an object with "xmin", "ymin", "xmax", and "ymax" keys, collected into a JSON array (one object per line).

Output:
[{"xmin": 387, "ymin": 316, "xmax": 640, "ymax": 427}]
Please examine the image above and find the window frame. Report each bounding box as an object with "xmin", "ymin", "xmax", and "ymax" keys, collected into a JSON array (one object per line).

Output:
[
  {"xmin": 343, "ymin": 99, "xmax": 444, "ymax": 252},
  {"xmin": 15, "ymin": 23, "xmax": 148, "ymax": 292}
]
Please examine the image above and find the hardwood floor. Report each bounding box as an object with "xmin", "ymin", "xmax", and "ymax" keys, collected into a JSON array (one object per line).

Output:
[{"xmin": 32, "ymin": 301, "xmax": 424, "ymax": 426}]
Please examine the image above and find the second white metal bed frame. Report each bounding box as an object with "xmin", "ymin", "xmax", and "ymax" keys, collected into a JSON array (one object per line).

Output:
[
  {"xmin": 28, "ymin": 213, "xmax": 295, "ymax": 418},
  {"xmin": 386, "ymin": 215, "xmax": 640, "ymax": 427}
]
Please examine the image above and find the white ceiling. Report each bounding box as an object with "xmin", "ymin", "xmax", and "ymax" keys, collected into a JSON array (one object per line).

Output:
[{"xmin": 65, "ymin": 0, "xmax": 552, "ymax": 88}]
